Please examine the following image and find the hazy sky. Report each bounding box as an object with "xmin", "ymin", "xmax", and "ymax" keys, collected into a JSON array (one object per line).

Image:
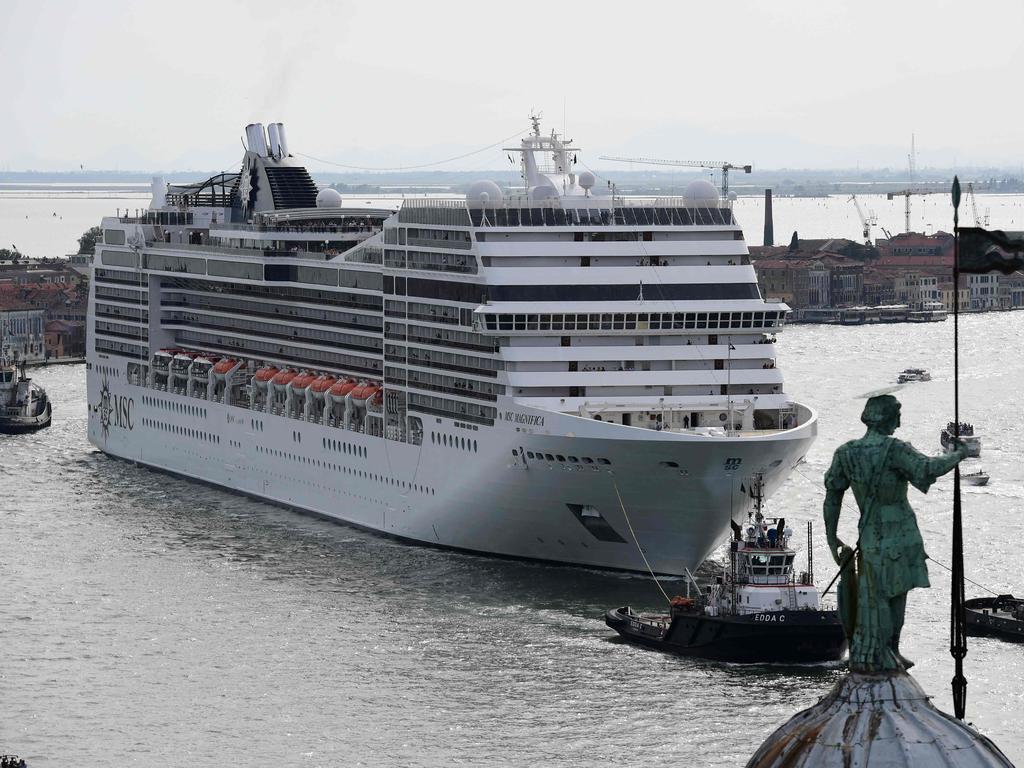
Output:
[{"xmin": 2, "ymin": 0, "xmax": 1021, "ymax": 173}]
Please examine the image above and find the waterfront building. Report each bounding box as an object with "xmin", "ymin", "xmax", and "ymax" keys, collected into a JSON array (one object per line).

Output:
[
  {"xmin": 968, "ymin": 273, "xmax": 1000, "ymax": 311},
  {"xmin": 0, "ymin": 302, "xmax": 46, "ymax": 362},
  {"xmin": 939, "ymin": 282, "xmax": 971, "ymax": 313}
]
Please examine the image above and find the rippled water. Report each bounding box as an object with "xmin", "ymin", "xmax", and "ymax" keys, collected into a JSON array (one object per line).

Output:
[{"xmin": 4, "ymin": 311, "xmax": 1024, "ymax": 766}]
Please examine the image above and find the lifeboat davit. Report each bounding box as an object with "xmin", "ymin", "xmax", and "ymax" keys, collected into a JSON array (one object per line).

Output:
[
  {"xmin": 254, "ymin": 366, "xmax": 279, "ymax": 383},
  {"xmin": 213, "ymin": 358, "xmax": 238, "ymax": 375},
  {"xmin": 289, "ymin": 371, "xmax": 317, "ymax": 391},
  {"xmin": 309, "ymin": 375, "xmax": 336, "ymax": 394}
]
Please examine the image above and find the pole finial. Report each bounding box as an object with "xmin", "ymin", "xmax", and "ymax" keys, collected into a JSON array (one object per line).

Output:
[{"xmin": 952, "ymin": 176, "xmax": 962, "ymax": 211}]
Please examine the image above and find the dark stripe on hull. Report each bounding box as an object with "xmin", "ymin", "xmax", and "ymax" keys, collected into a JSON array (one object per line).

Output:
[{"xmin": 606, "ymin": 607, "xmax": 847, "ymax": 663}]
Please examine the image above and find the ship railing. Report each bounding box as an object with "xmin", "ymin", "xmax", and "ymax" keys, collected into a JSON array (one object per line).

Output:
[
  {"xmin": 147, "ymin": 242, "xmax": 332, "ymax": 261},
  {"xmin": 397, "ymin": 196, "xmax": 736, "ymax": 228}
]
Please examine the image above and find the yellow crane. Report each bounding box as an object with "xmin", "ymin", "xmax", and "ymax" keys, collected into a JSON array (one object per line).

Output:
[{"xmin": 598, "ymin": 155, "xmax": 752, "ymax": 199}]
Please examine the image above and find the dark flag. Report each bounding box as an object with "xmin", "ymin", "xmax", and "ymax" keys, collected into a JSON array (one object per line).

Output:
[{"xmin": 958, "ymin": 227, "xmax": 1024, "ymax": 274}]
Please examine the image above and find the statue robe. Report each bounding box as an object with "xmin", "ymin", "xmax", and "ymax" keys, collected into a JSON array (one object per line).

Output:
[{"xmin": 824, "ymin": 434, "xmax": 959, "ymax": 670}]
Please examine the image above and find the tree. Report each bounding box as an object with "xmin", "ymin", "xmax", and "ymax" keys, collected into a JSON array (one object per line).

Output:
[
  {"xmin": 0, "ymin": 248, "xmax": 21, "ymax": 261},
  {"xmin": 78, "ymin": 225, "xmax": 102, "ymax": 255}
]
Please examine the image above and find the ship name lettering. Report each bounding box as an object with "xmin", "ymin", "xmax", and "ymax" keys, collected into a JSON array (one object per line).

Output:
[
  {"xmin": 502, "ymin": 410, "xmax": 544, "ymax": 427},
  {"xmin": 112, "ymin": 394, "xmax": 134, "ymax": 431},
  {"xmin": 754, "ymin": 613, "xmax": 785, "ymax": 622}
]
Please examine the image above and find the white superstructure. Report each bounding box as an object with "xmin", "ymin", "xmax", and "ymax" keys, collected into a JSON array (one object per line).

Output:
[{"xmin": 86, "ymin": 119, "xmax": 817, "ymax": 575}]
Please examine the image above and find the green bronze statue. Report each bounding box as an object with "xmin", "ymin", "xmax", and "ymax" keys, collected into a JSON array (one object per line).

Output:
[{"xmin": 823, "ymin": 394, "xmax": 968, "ymax": 673}]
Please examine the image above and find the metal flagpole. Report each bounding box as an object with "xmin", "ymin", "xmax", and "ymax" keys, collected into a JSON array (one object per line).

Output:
[
  {"xmin": 727, "ymin": 337, "xmax": 733, "ymax": 433},
  {"xmin": 950, "ymin": 176, "xmax": 968, "ymax": 720}
]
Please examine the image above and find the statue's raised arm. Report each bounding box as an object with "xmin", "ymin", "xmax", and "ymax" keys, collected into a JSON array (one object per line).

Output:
[{"xmin": 822, "ymin": 394, "xmax": 967, "ymax": 672}]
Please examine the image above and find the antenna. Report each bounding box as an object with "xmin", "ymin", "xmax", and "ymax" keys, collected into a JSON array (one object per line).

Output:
[{"xmin": 529, "ymin": 112, "xmax": 542, "ymax": 137}]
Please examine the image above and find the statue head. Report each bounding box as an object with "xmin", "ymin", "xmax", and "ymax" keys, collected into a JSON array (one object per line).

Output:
[{"xmin": 861, "ymin": 394, "xmax": 901, "ymax": 435}]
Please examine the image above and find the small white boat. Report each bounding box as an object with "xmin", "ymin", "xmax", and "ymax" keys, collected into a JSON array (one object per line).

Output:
[
  {"xmin": 898, "ymin": 368, "xmax": 932, "ymax": 383},
  {"xmin": 962, "ymin": 469, "xmax": 990, "ymax": 486}
]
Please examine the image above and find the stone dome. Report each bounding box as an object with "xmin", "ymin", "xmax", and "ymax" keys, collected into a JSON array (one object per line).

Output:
[{"xmin": 747, "ymin": 672, "xmax": 1014, "ymax": 767}]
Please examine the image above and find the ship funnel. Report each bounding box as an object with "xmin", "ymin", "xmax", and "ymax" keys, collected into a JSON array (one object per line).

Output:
[
  {"xmin": 275, "ymin": 123, "xmax": 289, "ymax": 157},
  {"xmin": 267, "ymin": 123, "xmax": 283, "ymax": 158},
  {"xmin": 150, "ymin": 175, "xmax": 166, "ymax": 209},
  {"xmin": 245, "ymin": 123, "xmax": 269, "ymax": 156}
]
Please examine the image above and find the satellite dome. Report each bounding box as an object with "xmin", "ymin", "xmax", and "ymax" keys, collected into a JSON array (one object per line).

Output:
[
  {"xmin": 316, "ymin": 188, "xmax": 343, "ymax": 208},
  {"xmin": 466, "ymin": 180, "xmax": 504, "ymax": 207},
  {"xmin": 683, "ymin": 179, "xmax": 720, "ymax": 208},
  {"xmin": 531, "ymin": 184, "xmax": 558, "ymax": 201},
  {"xmin": 578, "ymin": 170, "xmax": 596, "ymax": 192}
]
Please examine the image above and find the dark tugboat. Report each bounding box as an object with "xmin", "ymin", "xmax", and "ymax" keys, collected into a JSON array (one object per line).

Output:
[
  {"xmin": 606, "ymin": 477, "xmax": 847, "ymax": 663},
  {"xmin": 965, "ymin": 595, "xmax": 1024, "ymax": 642},
  {"xmin": 0, "ymin": 356, "xmax": 51, "ymax": 434}
]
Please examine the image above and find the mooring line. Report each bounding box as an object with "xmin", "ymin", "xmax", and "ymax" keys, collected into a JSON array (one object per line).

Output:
[{"xmin": 611, "ymin": 475, "xmax": 671, "ymax": 605}]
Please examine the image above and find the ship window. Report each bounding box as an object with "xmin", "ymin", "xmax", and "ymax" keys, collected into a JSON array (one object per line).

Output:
[
  {"xmin": 527, "ymin": 451, "xmax": 535, "ymax": 459},
  {"xmin": 597, "ymin": 458, "xmax": 611, "ymax": 465},
  {"xmin": 582, "ymin": 457, "xmax": 594, "ymax": 464},
  {"xmin": 544, "ymin": 453, "xmax": 555, "ymax": 461},
  {"xmin": 556, "ymin": 455, "xmax": 565, "ymax": 462}
]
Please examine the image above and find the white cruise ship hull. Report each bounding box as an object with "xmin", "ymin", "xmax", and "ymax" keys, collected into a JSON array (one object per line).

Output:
[{"xmin": 87, "ymin": 359, "xmax": 816, "ymax": 575}]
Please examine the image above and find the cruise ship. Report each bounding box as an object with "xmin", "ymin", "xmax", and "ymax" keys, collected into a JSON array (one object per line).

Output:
[{"xmin": 86, "ymin": 119, "xmax": 817, "ymax": 575}]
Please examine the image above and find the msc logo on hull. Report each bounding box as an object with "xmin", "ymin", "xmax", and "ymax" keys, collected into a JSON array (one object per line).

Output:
[{"xmin": 96, "ymin": 379, "xmax": 134, "ymax": 440}]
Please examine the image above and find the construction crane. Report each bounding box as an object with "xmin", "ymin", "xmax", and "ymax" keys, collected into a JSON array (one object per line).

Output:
[
  {"xmin": 886, "ymin": 189, "xmax": 938, "ymax": 234},
  {"xmin": 965, "ymin": 182, "xmax": 990, "ymax": 227},
  {"xmin": 848, "ymin": 194, "xmax": 878, "ymax": 245},
  {"xmin": 598, "ymin": 155, "xmax": 752, "ymax": 199}
]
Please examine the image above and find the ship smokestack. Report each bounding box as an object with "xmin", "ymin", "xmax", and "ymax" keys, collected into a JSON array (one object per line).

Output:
[
  {"xmin": 245, "ymin": 123, "xmax": 269, "ymax": 156},
  {"xmin": 274, "ymin": 123, "xmax": 289, "ymax": 157},
  {"xmin": 267, "ymin": 123, "xmax": 282, "ymax": 158},
  {"xmin": 763, "ymin": 189, "xmax": 774, "ymax": 247}
]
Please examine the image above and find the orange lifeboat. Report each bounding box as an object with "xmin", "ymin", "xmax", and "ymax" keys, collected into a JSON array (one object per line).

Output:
[
  {"xmin": 254, "ymin": 366, "xmax": 279, "ymax": 383},
  {"xmin": 328, "ymin": 378, "xmax": 358, "ymax": 398},
  {"xmin": 271, "ymin": 369, "xmax": 297, "ymax": 386},
  {"xmin": 289, "ymin": 371, "xmax": 317, "ymax": 390},
  {"xmin": 309, "ymin": 375, "xmax": 336, "ymax": 394},
  {"xmin": 213, "ymin": 358, "xmax": 238, "ymax": 375},
  {"xmin": 351, "ymin": 382, "xmax": 380, "ymax": 404}
]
